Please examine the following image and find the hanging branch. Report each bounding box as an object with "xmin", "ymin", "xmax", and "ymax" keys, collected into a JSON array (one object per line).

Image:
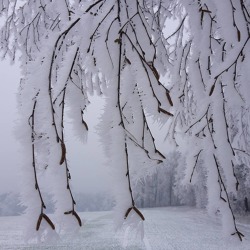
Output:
[
  {"xmin": 165, "ymin": 15, "xmax": 187, "ymax": 41},
  {"xmin": 205, "ymin": 109, "xmax": 217, "ymax": 150},
  {"xmin": 233, "ymin": 148, "xmax": 250, "ymax": 157},
  {"xmin": 190, "ymin": 149, "xmax": 203, "ymax": 183},
  {"xmin": 196, "ymin": 57, "xmax": 206, "ymax": 89},
  {"xmin": 60, "ymin": 88, "xmax": 82, "ymax": 227},
  {"xmin": 122, "ymin": 86, "xmax": 165, "ymax": 164},
  {"xmin": 87, "ymin": 5, "xmax": 115, "ymax": 53},
  {"xmin": 229, "ymin": 0, "xmax": 241, "ymax": 42},
  {"xmin": 231, "ymin": 161, "xmax": 239, "ymax": 191},
  {"xmin": 135, "ymin": 83, "xmax": 166, "ymax": 160},
  {"xmin": 28, "ymin": 93, "xmax": 55, "ymax": 231},
  {"xmin": 185, "ymin": 104, "xmax": 210, "ymax": 133},
  {"xmin": 42, "ymin": 19, "xmax": 85, "ymax": 230},
  {"xmin": 165, "ymin": 112, "xmax": 180, "ymax": 147},
  {"xmin": 117, "ymin": 30, "xmax": 144, "ymax": 222},
  {"xmin": 105, "ymin": 16, "xmax": 118, "ymax": 67},
  {"xmin": 183, "ymin": 103, "xmax": 216, "ymax": 150},
  {"xmin": 121, "ymin": 31, "xmax": 173, "ymax": 115},
  {"xmin": 126, "ymin": 131, "xmax": 164, "ymax": 164},
  {"xmin": 178, "ymin": 42, "xmax": 191, "ymax": 100},
  {"xmin": 54, "ymin": 46, "xmax": 84, "ymax": 227},
  {"xmin": 85, "ymin": 0, "xmax": 106, "ymax": 13},
  {"xmin": 209, "ymin": 36, "xmax": 250, "ymax": 96},
  {"xmin": 48, "ymin": 17, "xmax": 81, "ymax": 144},
  {"xmin": 213, "ymin": 154, "xmax": 244, "ymax": 241},
  {"xmin": 165, "ymin": 1, "xmax": 249, "ymax": 241},
  {"xmin": 219, "ymin": 81, "xmax": 235, "ymax": 156}
]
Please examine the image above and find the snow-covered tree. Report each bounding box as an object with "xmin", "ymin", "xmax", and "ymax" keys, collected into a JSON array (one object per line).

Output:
[
  {"xmin": 166, "ymin": 0, "xmax": 250, "ymax": 240},
  {"xmin": 231, "ymin": 164, "xmax": 250, "ymax": 214},
  {"xmin": 1, "ymin": 0, "xmax": 249, "ymax": 242},
  {"xmin": 134, "ymin": 151, "xmax": 194, "ymax": 208},
  {"xmin": 0, "ymin": 0, "xmax": 172, "ymax": 241}
]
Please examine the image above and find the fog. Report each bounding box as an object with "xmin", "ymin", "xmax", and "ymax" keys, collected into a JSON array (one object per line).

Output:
[{"xmin": 0, "ymin": 59, "xmax": 111, "ymax": 195}]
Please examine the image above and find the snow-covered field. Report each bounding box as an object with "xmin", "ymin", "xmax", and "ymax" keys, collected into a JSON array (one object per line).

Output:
[{"xmin": 0, "ymin": 207, "xmax": 250, "ymax": 250}]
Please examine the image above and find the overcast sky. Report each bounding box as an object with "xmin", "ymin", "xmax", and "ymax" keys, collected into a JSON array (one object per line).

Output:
[
  {"xmin": 0, "ymin": 59, "xmax": 20, "ymax": 194},
  {"xmin": 0, "ymin": 58, "xmax": 112, "ymax": 195}
]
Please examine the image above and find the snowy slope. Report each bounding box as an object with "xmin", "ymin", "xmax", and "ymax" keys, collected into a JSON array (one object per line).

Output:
[{"xmin": 0, "ymin": 207, "xmax": 249, "ymax": 250}]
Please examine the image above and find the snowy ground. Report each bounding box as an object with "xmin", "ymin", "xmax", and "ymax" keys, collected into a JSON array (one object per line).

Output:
[{"xmin": 0, "ymin": 207, "xmax": 250, "ymax": 250}]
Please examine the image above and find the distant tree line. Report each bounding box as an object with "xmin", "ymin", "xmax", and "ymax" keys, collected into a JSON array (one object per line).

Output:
[
  {"xmin": 134, "ymin": 152, "xmax": 250, "ymax": 215},
  {"xmin": 0, "ymin": 192, "xmax": 114, "ymax": 216},
  {"xmin": 1, "ymin": 152, "xmax": 249, "ymax": 217}
]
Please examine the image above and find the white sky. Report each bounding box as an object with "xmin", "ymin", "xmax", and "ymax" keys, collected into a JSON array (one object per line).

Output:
[
  {"xmin": 0, "ymin": 59, "xmax": 21, "ymax": 194},
  {"xmin": 0, "ymin": 59, "xmax": 111, "ymax": 195}
]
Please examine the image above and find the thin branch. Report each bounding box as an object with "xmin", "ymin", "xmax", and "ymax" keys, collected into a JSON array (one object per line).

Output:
[
  {"xmin": 117, "ymin": 27, "xmax": 144, "ymax": 221},
  {"xmin": 213, "ymin": 154, "xmax": 244, "ymax": 241},
  {"xmin": 29, "ymin": 93, "xmax": 55, "ymax": 231},
  {"xmin": 85, "ymin": 0, "xmax": 105, "ymax": 13},
  {"xmin": 165, "ymin": 15, "xmax": 187, "ymax": 41},
  {"xmin": 209, "ymin": 36, "xmax": 250, "ymax": 96},
  {"xmin": 190, "ymin": 150, "xmax": 203, "ymax": 183}
]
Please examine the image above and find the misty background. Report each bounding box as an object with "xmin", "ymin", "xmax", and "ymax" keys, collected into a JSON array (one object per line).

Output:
[
  {"xmin": 0, "ymin": 16, "xmax": 177, "ymax": 199},
  {"xmin": 0, "ymin": 59, "xmax": 112, "ymax": 194},
  {"xmin": 0, "ymin": 58, "xmax": 175, "ymax": 216},
  {"xmin": 0, "ymin": 57, "xmax": 248, "ymax": 218}
]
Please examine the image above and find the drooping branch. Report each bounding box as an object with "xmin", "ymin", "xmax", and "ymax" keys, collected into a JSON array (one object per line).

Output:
[
  {"xmin": 116, "ymin": 30, "xmax": 144, "ymax": 221},
  {"xmin": 213, "ymin": 154, "xmax": 244, "ymax": 241},
  {"xmin": 87, "ymin": 5, "xmax": 115, "ymax": 53},
  {"xmin": 135, "ymin": 83, "xmax": 166, "ymax": 161},
  {"xmin": 85, "ymin": 0, "xmax": 106, "ymax": 13},
  {"xmin": 185, "ymin": 105, "xmax": 210, "ymax": 134},
  {"xmin": 29, "ymin": 93, "xmax": 55, "ymax": 231},
  {"xmin": 166, "ymin": 0, "xmax": 249, "ymax": 241},
  {"xmin": 219, "ymin": 81, "xmax": 235, "ymax": 156},
  {"xmin": 121, "ymin": 31, "xmax": 173, "ymax": 116},
  {"xmin": 48, "ymin": 18, "xmax": 81, "ymax": 144},
  {"xmin": 165, "ymin": 15, "xmax": 187, "ymax": 41},
  {"xmin": 209, "ymin": 36, "xmax": 250, "ymax": 96},
  {"xmin": 60, "ymin": 88, "xmax": 82, "ymax": 227},
  {"xmin": 53, "ymin": 45, "xmax": 84, "ymax": 226},
  {"xmin": 190, "ymin": 149, "xmax": 203, "ymax": 183}
]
